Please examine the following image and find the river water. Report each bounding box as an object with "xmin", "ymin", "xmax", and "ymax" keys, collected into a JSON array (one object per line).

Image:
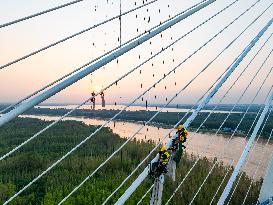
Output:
[{"xmin": 20, "ymin": 114, "xmax": 272, "ymax": 180}]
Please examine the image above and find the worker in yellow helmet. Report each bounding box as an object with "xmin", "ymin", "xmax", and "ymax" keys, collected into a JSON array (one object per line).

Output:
[
  {"xmin": 158, "ymin": 145, "xmax": 171, "ymax": 174},
  {"xmin": 176, "ymin": 124, "xmax": 188, "ymax": 149}
]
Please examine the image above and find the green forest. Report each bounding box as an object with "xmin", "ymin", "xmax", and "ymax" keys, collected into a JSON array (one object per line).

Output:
[{"xmin": 0, "ymin": 118, "xmax": 262, "ymax": 205}]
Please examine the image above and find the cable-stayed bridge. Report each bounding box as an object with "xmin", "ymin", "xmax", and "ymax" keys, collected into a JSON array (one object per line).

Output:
[{"xmin": 0, "ymin": 0, "xmax": 273, "ymax": 204}]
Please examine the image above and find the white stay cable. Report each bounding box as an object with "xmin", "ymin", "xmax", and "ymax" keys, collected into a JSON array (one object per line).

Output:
[{"xmin": 208, "ymin": 159, "xmax": 235, "ymax": 205}]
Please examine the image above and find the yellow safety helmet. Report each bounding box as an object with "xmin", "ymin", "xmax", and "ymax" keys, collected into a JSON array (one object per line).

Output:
[
  {"xmin": 178, "ymin": 124, "xmax": 185, "ymax": 130},
  {"xmin": 161, "ymin": 145, "xmax": 167, "ymax": 152}
]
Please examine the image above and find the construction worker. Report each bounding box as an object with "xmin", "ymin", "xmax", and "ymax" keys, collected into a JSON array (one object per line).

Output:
[
  {"xmin": 176, "ymin": 124, "xmax": 188, "ymax": 149},
  {"xmin": 90, "ymin": 91, "xmax": 96, "ymax": 109},
  {"xmin": 158, "ymin": 145, "xmax": 171, "ymax": 174},
  {"xmin": 170, "ymin": 125, "xmax": 189, "ymax": 164},
  {"xmin": 100, "ymin": 91, "xmax": 105, "ymax": 107}
]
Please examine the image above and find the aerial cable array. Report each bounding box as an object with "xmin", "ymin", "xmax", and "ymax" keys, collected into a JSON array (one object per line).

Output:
[
  {"xmin": 181, "ymin": 49, "xmax": 273, "ymax": 205},
  {"xmin": 0, "ymin": 0, "xmax": 216, "ymax": 127},
  {"xmin": 112, "ymin": 17, "xmax": 273, "ymax": 205},
  {"xmin": 1, "ymin": 0, "xmax": 262, "ymax": 203},
  {"xmin": 0, "ymin": 0, "xmax": 160, "ymax": 71},
  {"xmin": 1, "ymin": 1, "xmax": 222, "ymax": 203},
  {"xmin": 169, "ymin": 101, "xmax": 266, "ymax": 205},
  {"xmin": 2, "ymin": 1, "xmax": 243, "ymax": 202},
  {"xmin": 1, "ymin": 0, "xmax": 273, "ymax": 204},
  {"xmin": 2, "ymin": 0, "xmax": 269, "ymax": 117},
  {"xmin": 0, "ymin": 0, "xmax": 84, "ymax": 29},
  {"xmin": 0, "ymin": 0, "xmax": 241, "ymax": 161},
  {"xmin": 169, "ymin": 37, "xmax": 273, "ymax": 202},
  {"xmin": 67, "ymin": 2, "xmax": 271, "ymax": 200},
  {"xmin": 163, "ymin": 32, "xmax": 273, "ymax": 205}
]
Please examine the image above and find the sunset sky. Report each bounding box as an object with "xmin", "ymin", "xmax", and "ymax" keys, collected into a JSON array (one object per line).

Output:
[{"xmin": 0, "ymin": 0, "xmax": 272, "ymax": 106}]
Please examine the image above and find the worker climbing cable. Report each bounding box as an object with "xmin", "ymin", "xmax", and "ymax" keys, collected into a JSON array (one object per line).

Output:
[
  {"xmin": 149, "ymin": 125, "xmax": 188, "ymax": 178},
  {"xmin": 158, "ymin": 145, "xmax": 171, "ymax": 174},
  {"xmin": 177, "ymin": 124, "xmax": 188, "ymax": 148},
  {"xmin": 149, "ymin": 145, "xmax": 171, "ymax": 177},
  {"xmin": 172, "ymin": 124, "xmax": 189, "ymax": 164}
]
